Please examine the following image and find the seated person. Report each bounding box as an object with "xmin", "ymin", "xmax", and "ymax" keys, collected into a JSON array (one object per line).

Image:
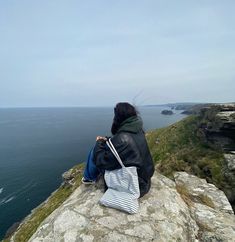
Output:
[{"xmin": 82, "ymin": 102, "xmax": 154, "ymax": 198}]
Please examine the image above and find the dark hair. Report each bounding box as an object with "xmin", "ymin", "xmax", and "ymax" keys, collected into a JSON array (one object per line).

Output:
[{"xmin": 111, "ymin": 102, "xmax": 138, "ymax": 135}]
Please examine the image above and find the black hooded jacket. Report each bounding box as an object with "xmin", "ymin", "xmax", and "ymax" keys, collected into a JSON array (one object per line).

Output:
[{"xmin": 93, "ymin": 116, "xmax": 155, "ymax": 197}]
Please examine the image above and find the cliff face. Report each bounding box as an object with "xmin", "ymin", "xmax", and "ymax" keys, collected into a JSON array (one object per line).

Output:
[
  {"xmin": 198, "ymin": 104, "xmax": 235, "ymax": 151},
  {"xmin": 147, "ymin": 104, "xmax": 235, "ymax": 213},
  {"xmin": 12, "ymin": 172, "xmax": 234, "ymax": 242},
  {"xmin": 197, "ymin": 104, "xmax": 235, "ymax": 209}
]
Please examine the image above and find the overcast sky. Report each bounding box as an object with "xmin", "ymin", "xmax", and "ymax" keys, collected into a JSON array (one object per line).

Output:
[{"xmin": 0, "ymin": 0, "xmax": 234, "ymax": 107}]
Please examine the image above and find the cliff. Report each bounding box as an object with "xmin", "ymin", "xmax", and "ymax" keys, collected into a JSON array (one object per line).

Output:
[
  {"xmin": 13, "ymin": 172, "xmax": 235, "ymax": 242},
  {"xmin": 198, "ymin": 103, "xmax": 235, "ymax": 151},
  {"xmin": 148, "ymin": 103, "xmax": 235, "ymax": 212},
  {"xmin": 3, "ymin": 103, "xmax": 235, "ymax": 242}
]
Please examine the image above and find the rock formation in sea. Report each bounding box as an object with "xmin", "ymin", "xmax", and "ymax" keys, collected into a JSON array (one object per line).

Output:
[{"xmin": 161, "ymin": 110, "xmax": 173, "ymax": 115}]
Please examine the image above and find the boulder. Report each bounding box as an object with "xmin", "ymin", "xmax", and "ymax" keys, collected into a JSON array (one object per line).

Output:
[
  {"xmin": 62, "ymin": 168, "xmax": 75, "ymax": 185},
  {"xmin": 174, "ymin": 172, "xmax": 233, "ymax": 214}
]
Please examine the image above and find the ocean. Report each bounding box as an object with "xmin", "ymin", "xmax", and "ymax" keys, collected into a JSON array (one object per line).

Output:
[{"xmin": 0, "ymin": 106, "xmax": 186, "ymax": 239}]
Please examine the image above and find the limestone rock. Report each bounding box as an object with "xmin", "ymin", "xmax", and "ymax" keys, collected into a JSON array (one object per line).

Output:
[
  {"xmin": 224, "ymin": 153, "xmax": 235, "ymax": 171},
  {"xmin": 62, "ymin": 168, "xmax": 75, "ymax": 181},
  {"xmin": 174, "ymin": 172, "xmax": 234, "ymax": 214},
  {"xmin": 62, "ymin": 168, "xmax": 77, "ymax": 186},
  {"xmin": 217, "ymin": 111, "xmax": 235, "ymax": 123},
  {"xmin": 174, "ymin": 172, "xmax": 235, "ymax": 242},
  {"xmin": 190, "ymin": 203, "xmax": 235, "ymax": 241},
  {"xmin": 19, "ymin": 172, "xmax": 235, "ymax": 242}
]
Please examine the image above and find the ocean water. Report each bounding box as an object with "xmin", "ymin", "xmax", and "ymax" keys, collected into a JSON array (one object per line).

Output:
[{"xmin": 0, "ymin": 106, "xmax": 186, "ymax": 239}]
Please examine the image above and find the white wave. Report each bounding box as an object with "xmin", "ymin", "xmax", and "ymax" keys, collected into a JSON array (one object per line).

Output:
[
  {"xmin": 0, "ymin": 196, "xmax": 15, "ymax": 206},
  {"xmin": 0, "ymin": 181, "xmax": 36, "ymax": 206},
  {"xmin": 16, "ymin": 180, "xmax": 37, "ymax": 196},
  {"xmin": 4, "ymin": 196, "xmax": 15, "ymax": 204},
  {"xmin": 0, "ymin": 198, "xmax": 7, "ymax": 205},
  {"xmin": 0, "ymin": 197, "xmax": 8, "ymax": 205},
  {"xmin": 9, "ymin": 180, "xmax": 36, "ymax": 198}
]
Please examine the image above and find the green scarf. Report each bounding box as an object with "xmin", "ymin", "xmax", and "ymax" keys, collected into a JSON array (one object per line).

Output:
[{"xmin": 117, "ymin": 116, "xmax": 143, "ymax": 134}]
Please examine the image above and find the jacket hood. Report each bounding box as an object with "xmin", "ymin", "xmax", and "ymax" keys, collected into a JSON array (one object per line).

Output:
[{"xmin": 117, "ymin": 116, "xmax": 143, "ymax": 134}]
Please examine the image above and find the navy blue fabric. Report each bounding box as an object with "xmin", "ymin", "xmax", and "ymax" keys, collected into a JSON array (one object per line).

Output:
[{"xmin": 83, "ymin": 147, "xmax": 101, "ymax": 181}]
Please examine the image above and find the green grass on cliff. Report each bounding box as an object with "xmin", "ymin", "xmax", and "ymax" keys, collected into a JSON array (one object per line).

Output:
[
  {"xmin": 2, "ymin": 163, "xmax": 84, "ymax": 242},
  {"xmin": 146, "ymin": 115, "xmax": 226, "ymax": 188}
]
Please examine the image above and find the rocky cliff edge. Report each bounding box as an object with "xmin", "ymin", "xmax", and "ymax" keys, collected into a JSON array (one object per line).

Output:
[{"xmin": 14, "ymin": 171, "xmax": 235, "ymax": 242}]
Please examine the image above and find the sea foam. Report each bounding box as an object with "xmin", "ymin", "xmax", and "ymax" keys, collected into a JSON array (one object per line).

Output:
[
  {"xmin": 4, "ymin": 196, "xmax": 15, "ymax": 204},
  {"xmin": 0, "ymin": 196, "xmax": 16, "ymax": 206}
]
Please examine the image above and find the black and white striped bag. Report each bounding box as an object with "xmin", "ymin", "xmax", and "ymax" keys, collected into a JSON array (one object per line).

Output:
[{"xmin": 99, "ymin": 138, "xmax": 140, "ymax": 214}]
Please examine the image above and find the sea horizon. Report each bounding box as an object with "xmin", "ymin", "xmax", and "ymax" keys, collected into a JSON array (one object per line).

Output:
[{"xmin": 0, "ymin": 101, "xmax": 206, "ymax": 109}]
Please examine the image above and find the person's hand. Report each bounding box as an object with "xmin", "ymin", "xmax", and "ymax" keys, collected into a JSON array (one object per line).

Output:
[{"xmin": 96, "ymin": 136, "xmax": 107, "ymax": 142}]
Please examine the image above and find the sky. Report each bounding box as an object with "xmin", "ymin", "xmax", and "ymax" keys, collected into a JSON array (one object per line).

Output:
[{"xmin": 0, "ymin": 0, "xmax": 234, "ymax": 107}]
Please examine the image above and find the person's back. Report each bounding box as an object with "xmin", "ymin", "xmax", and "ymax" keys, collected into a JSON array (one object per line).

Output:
[
  {"xmin": 111, "ymin": 130, "xmax": 154, "ymax": 196},
  {"xmin": 93, "ymin": 103, "xmax": 154, "ymax": 197}
]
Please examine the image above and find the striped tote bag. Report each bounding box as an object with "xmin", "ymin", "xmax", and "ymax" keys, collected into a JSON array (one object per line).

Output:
[{"xmin": 99, "ymin": 138, "xmax": 140, "ymax": 214}]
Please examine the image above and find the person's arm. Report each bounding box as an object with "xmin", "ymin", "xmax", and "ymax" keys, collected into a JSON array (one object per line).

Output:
[{"xmin": 93, "ymin": 139, "xmax": 122, "ymax": 170}]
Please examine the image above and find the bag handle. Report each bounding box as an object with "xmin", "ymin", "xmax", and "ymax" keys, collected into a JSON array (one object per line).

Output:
[{"xmin": 106, "ymin": 138, "xmax": 125, "ymax": 168}]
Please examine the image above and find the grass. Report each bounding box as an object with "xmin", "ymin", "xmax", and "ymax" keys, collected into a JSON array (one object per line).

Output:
[
  {"xmin": 146, "ymin": 115, "xmax": 226, "ymax": 190},
  {"xmin": 199, "ymin": 194, "xmax": 215, "ymax": 209},
  {"xmin": 175, "ymin": 185, "xmax": 195, "ymax": 208},
  {"xmin": 2, "ymin": 163, "xmax": 84, "ymax": 242},
  {"xmin": 176, "ymin": 185, "xmax": 215, "ymax": 210}
]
